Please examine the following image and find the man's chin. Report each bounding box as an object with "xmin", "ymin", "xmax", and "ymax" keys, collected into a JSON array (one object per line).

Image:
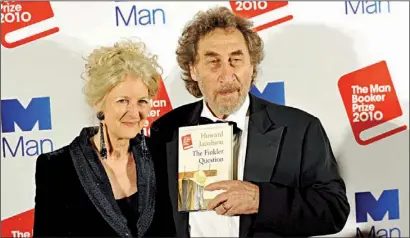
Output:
[
  {"xmin": 215, "ymin": 93, "xmax": 239, "ymax": 104},
  {"xmin": 213, "ymin": 102, "xmax": 240, "ymax": 115}
]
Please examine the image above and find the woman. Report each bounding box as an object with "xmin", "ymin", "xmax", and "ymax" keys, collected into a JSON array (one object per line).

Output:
[{"xmin": 33, "ymin": 39, "xmax": 162, "ymax": 237}]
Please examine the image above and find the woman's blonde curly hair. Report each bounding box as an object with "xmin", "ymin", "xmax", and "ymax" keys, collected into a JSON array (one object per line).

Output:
[
  {"xmin": 176, "ymin": 6, "xmax": 264, "ymax": 98},
  {"xmin": 82, "ymin": 39, "xmax": 163, "ymax": 110}
]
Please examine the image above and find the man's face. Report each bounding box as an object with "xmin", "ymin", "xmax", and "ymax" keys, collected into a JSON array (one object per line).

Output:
[{"xmin": 190, "ymin": 27, "xmax": 253, "ymax": 118}]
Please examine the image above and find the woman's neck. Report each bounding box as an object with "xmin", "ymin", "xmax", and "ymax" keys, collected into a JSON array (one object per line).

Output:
[{"xmin": 93, "ymin": 126, "xmax": 130, "ymax": 160}]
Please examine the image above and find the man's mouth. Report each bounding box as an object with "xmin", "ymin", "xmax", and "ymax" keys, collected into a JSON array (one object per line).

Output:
[{"xmin": 218, "ymin": 88, "xmax": 239, "ymax": 95}]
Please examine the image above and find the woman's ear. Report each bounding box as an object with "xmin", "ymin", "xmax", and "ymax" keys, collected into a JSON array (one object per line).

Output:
[{"xmin": 93, "ymin": 99, "xmax": 105, "ymax": 113}]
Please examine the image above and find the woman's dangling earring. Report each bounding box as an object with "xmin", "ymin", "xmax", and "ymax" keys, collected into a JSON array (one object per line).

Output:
[{"xmin": 97, "ymin": 111, "xmax": 107, "ymax": 160}]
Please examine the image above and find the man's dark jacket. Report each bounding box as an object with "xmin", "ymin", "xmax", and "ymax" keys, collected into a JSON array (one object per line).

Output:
[{"xmin": 145, "ymin": 94, "xmax": 350, "ymax": 238}]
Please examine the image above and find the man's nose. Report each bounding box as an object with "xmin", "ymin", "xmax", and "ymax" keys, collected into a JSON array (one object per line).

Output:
[{"xmin": 220, "ymin": 61, "xmax": 235, "ymax": 79}]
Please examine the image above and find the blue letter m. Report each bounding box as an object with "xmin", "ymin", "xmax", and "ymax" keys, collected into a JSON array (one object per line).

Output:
[
  {"xmin": 250, "ymin": 82, "xmax": 285, "ymax": 105},
  {"xmin": 115, "ymin": 5, "xmax": 136, "ymax": 26},
  {"xmin": 1, "ymin": 97, "xmax": 52, "ymax": 133},
  {"xmin": 355, "ymin": 189, "xmax": 400, "ymax": 223}
]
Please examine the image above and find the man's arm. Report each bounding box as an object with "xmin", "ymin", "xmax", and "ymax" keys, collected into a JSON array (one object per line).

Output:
[
  {"xmin": 253, "ymin": 117, "xmax": 350, "ymax": 236},
  {"xmin": 32, "ymin": 155, "xmax": 61, "ymax": 237}
]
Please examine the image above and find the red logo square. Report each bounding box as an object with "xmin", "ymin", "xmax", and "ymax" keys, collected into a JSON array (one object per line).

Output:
[
  {"xmin": 1, "ymin": 1, "xmax": 59, "ymax": 48},
  {"xmin": 338, "ymin": 60, "xmax": 407, "ymax": 145}
]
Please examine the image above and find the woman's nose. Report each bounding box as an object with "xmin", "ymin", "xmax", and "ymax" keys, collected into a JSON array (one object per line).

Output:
[{"xmin": 127, "ymin": 102, "xmax": 141, "ymax": 119}]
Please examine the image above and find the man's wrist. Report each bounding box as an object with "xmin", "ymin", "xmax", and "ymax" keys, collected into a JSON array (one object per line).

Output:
[{"xmin": 251, "ymin": 183, "xmax": 260, "ymax": 213}]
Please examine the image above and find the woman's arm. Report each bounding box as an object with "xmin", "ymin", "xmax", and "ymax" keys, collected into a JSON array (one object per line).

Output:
[{"xmin": 32, "ymin": 154, "xmax": 62, "ymax": 237}]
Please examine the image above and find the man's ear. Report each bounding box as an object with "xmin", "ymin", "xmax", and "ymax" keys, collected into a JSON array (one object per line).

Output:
[{"xmin": 190, "ymin": 64, "xmax": 198, "ymax": 82}]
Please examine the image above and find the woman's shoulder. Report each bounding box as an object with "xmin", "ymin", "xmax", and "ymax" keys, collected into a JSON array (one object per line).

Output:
[
  {"xmin": 36, "ymin": 126, "xmax": 92, "ymax": 166},
  {"xmin": 38, "ymin": 145, "xmax": 70, "ymax": 161},
  {"xmin": 35, "ymin": 145, "xmax": 73, "ymax": 172},
  {"xmin": 35, "ymin": 144, "xmax": 83, "ymax": 188}
]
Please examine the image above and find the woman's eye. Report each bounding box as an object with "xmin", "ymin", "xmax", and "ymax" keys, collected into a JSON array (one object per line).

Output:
[{"xmin": 118, "ymin": 99, "xmax": 129, "ymax": 104}]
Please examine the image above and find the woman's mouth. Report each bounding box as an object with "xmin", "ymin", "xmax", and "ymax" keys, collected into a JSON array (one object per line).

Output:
[{"xmin": 122, "ymin": 122, "xmax": 138, "ymax": 127}]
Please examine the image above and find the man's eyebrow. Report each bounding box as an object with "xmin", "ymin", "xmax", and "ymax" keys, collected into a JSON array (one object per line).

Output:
[
  {"xmin": 204, "ymin": 51, "xmax": 220, "ymax": 57},
  {"xmin": 230, "ymin": 50, "xmax": 244, "ymax": 56}
]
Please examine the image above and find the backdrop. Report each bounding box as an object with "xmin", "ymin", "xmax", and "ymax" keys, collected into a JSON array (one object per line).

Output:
[{"xmin": 1, "ymin": 1, "xmax": 409, "ymax": 237}]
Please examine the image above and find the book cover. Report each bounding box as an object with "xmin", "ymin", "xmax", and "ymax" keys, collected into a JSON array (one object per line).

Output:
[{"xmin": 178, "ymin": 123, "xmax": 233, "ymax": 212}]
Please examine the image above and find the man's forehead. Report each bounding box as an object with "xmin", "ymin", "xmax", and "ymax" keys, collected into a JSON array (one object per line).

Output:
[
  {"xmin": 198, "ymin": 28, "xmax": 247, "ymax": 49},
  {"xmin": 197, "ymin": 39, "xmax": 248, "ymax": 57}
]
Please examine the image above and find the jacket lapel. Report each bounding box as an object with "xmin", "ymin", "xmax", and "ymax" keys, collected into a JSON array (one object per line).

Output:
[
  {"xmin": 240, "ymin": 95, "xmax": 285, "ymax": 238},
  {"xmin": 166, "ymin": 101, "xmax": 203, "ymax": 238},
  {"xmin": 131, "ymin": 134, "xmax": 156, "ymax": 237},
  {"xmin": 166, "ymin": 138, "xmax": 190, "ymax": 237},
  {"xmin": 69, "ymin": 133, "xmax": 131, "ymax": 237}
]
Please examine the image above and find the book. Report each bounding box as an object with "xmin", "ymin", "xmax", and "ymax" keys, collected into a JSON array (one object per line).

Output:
[{"xmin": 177, "ymin": 123, "xmax": 234, "ymax": 212}]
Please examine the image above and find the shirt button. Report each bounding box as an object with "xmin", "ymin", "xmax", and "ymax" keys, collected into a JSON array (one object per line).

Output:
[{"xmin": 124, "ymin": 233, "xmax": 129, "ymax": 237}]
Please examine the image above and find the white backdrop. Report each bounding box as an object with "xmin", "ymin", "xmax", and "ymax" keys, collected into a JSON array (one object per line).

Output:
[{"xmin": 1, "ymin": 1, "xmax": 409, "ymax": 237}]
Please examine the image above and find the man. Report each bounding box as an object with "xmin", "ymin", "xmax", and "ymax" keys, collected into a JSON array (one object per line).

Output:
[{"xmin": 147, "ymin": 6, "xmax": 350, "ymax": 238}]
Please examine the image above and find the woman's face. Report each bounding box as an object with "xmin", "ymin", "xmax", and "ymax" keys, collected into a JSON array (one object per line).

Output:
[{"xmin": 102, "ymin": 75, "xmax": 151, "ymax": 139}]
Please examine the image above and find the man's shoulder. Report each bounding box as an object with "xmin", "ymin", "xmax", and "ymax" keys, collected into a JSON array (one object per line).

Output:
[{"xmin": 255, "ymin": 96, "xmax": 318, "ymax": 125}]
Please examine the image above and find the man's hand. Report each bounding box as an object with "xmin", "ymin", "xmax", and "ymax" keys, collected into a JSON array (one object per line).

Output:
[{"xmin": 204, "ymin": 180, "xmax": 259, "ymax": 216}]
